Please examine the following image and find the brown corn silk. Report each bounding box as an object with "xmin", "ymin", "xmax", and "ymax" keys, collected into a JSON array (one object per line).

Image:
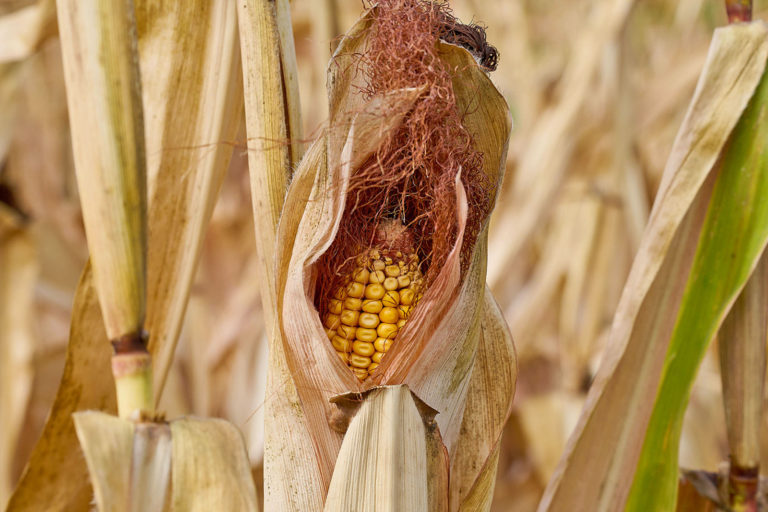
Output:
[
  {"xmin": 268, "ymin": 1, "xmax": 513, "ymax": 509},
  {"xmin": 316, "ymin": 0, "xmax": 495, "ymax": 322}
]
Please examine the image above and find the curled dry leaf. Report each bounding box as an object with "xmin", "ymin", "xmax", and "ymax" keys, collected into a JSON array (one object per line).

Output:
[{"xmin": 266, "ymin": 4, "xmax": 514, "ymax": 510}]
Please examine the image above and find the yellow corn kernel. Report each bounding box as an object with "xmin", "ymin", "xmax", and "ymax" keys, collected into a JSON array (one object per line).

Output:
[
  {"xmin": 385, "ymin": 264, "xmax": 400, "ymax": 277},
  {"xmin": 377, "ymin": 323, "xmax": 398, "ymax": 339},
  {"xmin": 398, "ymin": 305, "xmax": 411, "ymax": 319},
  {"xmin": 372, "ymin": 352, "xmax": 384, "ymax": 363},
  {"xmin": 347, "ymin": 282, "xmax": 365, "ymax": 299},
  {"xmin": 325, "ymin": 328, "xmax": 335, "ymax": 340},
  {"xmin": 338, "ymin": 324, "xmax": 357, "ymax": 340},
  {"xmin": 368, "ymin": 363, "xmax": 379, "ymax": 373},
  {"xmin": 384, "ymin": 256, "xmax": 393, "ymax": 264},
  {"xmin": 397, "ymin": 275, "xmax": 411, "ymax": 288},
  {"xmin": 333, "ymin": 287, "xmax": 346, "ymax": 300},
  {"xmin": 349, "ymin": 353, "xmax": 372, "ymax": 369},
  {"xmin": 358, "ymin": 312, "xmax": 380, "ymax": 329},
  {"xmin": 343, "ymin": 297, "xmax": 362, "ymax": 311},
  {"xmin": 383, "ymin": 277, "xmax": 398, "ymax": 291},
  {"xmin": 379, "ymin": 307, "xmax": 399, "ymax": 324},
  {"xmin": 400, "ymin": 289, "xmax": 415, "ymax": 306},
  {"xmin": 397, "ymin": 319, "xmax": 406, "ymax": 328},
  {"xmin": 325, "ymin": 313, "xmax": 341, "ymax": 330},
  {"xmin": 352, "ymin": 368, "xmax": 369, "ymax": 380},
  {"xmin": 356, "ymin": 327, "xmax": 377, "ymax": 342},
  {"xmin": 368, "ymin": 270, "xmax": 386, "ymax": 284},
  {"xmin": 362, "ymin": 299, "xmax": 383, "ymax": 314},
  {"xmin": 332, "ymin": 336, "xmax": 350, "ymax": 352},
  {"xmin": 337, "ymin": 351, "xmax": 349, "ymax": 363},
  {"xmin": 365, "ymin": 283, "xmax": 386, "ymax": 300},
  {"xmin": 352, "ymin": 340, "xmax": 375, "ymax": 357},
  {"xmin": 340, "ymin": 310, "xmax": 360, "ymax": 327},
  {"xmin": 382, "ymin": 290, "xmax": 400, "ymax": 307},
  {"xmin": 374, "ymin": 337, "xmax": 393, "ymax": 352},
  {"xmin": 353, "ymin": 267, "xmax": 370, "ymax": 284},
  {"xmin": 372, "ymin": 259, "xmax": 385, "ymax": 271},
  {"xmin": 329, "ymin": 298, "xmax": 343, "ymax": 314}
]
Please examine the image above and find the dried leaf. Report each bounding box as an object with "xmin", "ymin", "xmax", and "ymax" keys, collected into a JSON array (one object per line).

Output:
[
  {"xmin": 539, "ymin": 21, "xmax": 768, "ymax": 512},
  {"xmin": 73, "ymin": 411, "xmax": 135, "ymax": 512},
  {"xmin": 170, "ymin": 417, "xmax": 258, "ymax": 512}
]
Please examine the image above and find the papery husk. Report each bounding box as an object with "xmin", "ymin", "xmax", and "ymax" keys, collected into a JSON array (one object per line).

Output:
[
  {"xmin": 7, "ymin": 3, "xmax": 242, "ymax": 509},
  {"xmin": 266, "ymin": 9, "xmax": 513, "ymax": 510},
  {"xmin": 323, "ymin": 386, "xmax": 448, "ymax": 512},
  {"xmin": 73, "ymin": 412, "xmax": 257, "ymax": 512}
]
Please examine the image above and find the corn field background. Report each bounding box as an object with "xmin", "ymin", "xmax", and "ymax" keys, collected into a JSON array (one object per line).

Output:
[{"xmin": 0, "ymin": 0, "xmax": 761, "ymax": 510}]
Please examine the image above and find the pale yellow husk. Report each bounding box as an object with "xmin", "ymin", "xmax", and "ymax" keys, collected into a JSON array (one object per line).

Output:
[{"xmin": 263, "ymin": 9, "xmax": 515, "ymax": 510}]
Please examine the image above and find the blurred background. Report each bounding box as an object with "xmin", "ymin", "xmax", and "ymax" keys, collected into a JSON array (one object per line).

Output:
[{"xmin": 0, "ymin": 0, "xmax": 757, "ymax": 510}]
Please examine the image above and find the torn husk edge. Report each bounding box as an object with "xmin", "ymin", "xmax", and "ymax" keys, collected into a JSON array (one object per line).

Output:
[{"xmin": 266, "ymin": 7, "xmax": 514, "ymax": 509}]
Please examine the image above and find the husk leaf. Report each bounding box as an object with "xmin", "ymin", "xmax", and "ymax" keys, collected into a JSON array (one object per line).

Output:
[
  {"xmin": 266, "ymin": 9, "xmax": 514, "ymax": 510},
  {"xmin": 7, "ymin": 2, "xmax": 242, "ymax": 509},
  {"xmin": 323, "ymin": 385, "xmax": 448, "ymax": 512},
  {"xmin": 538, "ymin": 21, "xmax": 768, "ymax": 512}
]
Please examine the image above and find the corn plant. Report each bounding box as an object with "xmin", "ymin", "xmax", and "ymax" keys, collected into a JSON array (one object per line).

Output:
[{"xmin": 3, "ymin": 0, "xmax": 768, "ymax": 511}]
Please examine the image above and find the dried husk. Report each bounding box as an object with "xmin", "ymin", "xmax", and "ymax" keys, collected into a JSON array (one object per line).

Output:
[
  {"xmin": 73, "ymin": 412, "xmax": 258, "ymax": 512},
  {"xmin": 323, "ymin": 386, "xmax": 448, "ymax": 512},
  {"xmin": 266, "ymin": 9, "xmax": 514, "ymax": 510}
]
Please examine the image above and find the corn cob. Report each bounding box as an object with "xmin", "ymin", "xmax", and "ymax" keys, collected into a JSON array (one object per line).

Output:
[{"xmin": 323, "ymin": 243, "xmax": 423, "ymax": 380}]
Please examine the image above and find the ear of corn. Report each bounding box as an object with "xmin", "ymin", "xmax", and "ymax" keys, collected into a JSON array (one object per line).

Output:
[
  {"xmin": 268, "ymin": 5, "xmax": 514, "ymax": 509},
  {"xmin": 323, "ymin": 234, "xmax": 424, "ymax": 380}
]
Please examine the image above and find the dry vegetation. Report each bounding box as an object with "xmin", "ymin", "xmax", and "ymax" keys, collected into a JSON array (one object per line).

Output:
[{"xmin": 1, "ymin": 0, "xmax": 765, "ymax": 510}]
